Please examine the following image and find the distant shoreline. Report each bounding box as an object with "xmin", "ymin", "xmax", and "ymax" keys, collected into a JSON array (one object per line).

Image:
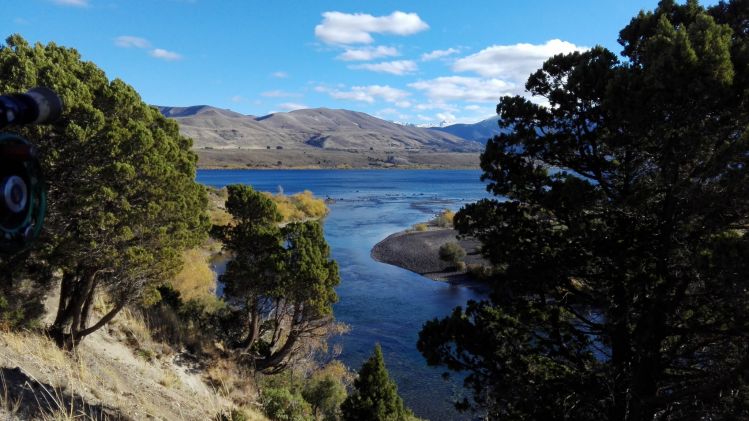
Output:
[
  {"xmin": 195, "ymin": 149, "xmax": 481, "ymax": 170},
  {"xmin": 197, "ymin": 165, "xmax": 481, "ymax": 170}
]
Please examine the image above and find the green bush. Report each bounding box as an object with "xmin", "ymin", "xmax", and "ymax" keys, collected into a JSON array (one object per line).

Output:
[
  {"xmin": 302, "ymin": 374, "xmax": 346, "ymax": 421},
  {"xmin": 439, "ymin": 242, "xmax": 466, "ymax": 266},
  {"xmin": 261, "ymin": 387, "xmax": 314, "ymax": 421}
]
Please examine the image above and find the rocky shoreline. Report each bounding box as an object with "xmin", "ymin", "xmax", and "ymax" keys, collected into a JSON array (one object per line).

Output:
[{"xmin": 371, "ymin": 226, "xmax": 488, "ymax": 287}]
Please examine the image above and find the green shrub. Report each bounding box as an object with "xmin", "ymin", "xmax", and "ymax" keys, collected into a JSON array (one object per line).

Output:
[
  {"xmin": 302, "ymin": 374, "xmax": 346, "ymax": 420},
  {"xmin": 439, "ymin": 242, "xmax": 466, "ymax": 266},
  {"xmin": 261, "ymin": 387, "xmax": 314, "ymax": 421}
]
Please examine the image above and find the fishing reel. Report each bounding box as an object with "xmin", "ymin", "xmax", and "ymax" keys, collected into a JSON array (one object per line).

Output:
[{"xmin": 0, "ymin": 87, "xmax": 63, "ymax": 254}]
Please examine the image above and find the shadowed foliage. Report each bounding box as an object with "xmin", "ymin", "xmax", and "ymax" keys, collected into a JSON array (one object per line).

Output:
[{"xmin": 418, "ymin": 1, "xmax": 749, "ymax": 419}]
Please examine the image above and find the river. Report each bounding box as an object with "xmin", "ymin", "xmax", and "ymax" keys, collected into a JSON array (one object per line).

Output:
[{"xmin": 197, "ymin": 169, "xmax": 490, "ymax": 420}]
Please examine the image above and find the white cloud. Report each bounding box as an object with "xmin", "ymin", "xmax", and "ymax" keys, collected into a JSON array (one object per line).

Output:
[
  {"xmin": 271, "ymin": 71, "xmax": 289, "ymax": 79},
  {"xmin": 436, "ymin": 112, "xmax": 457, "ymax": 124},
  {"xmin": 261, "ymin": 90, "xmax": 302, "ymax": 98},
  {"xmin": 114, "ymin": 35, "xmax": 150, "ymax": 49},
  {"xmin": 453, "ymin": 39, "xmax": 586, "ymax": 81},
  {"xmin": 51, "ymin": 0, "xmax": 88, "ymax": 6},
  {"xmin": 350, "ymin": 60, "xmax": 417, "ymax": 75},
  {"xmin": 230, "ymin": 95, "xmax": 245, "ymax": 103},
  {"xmin": 464, "ymin": 104, "xmax": 482, "ymax": 111},
  {"xmin": 421, "ymin": 48, "xmax": 459, "ymax": 61},
  {"xmin": 414, "ymin": 101, "xmax": 458, "ymax": 112},
  {"xmin": 409, "ymin": 76, "xmax": 516, "ymax": 102},
  {"xmin": 150, "ymin": 48, "xmax": 183, "ymax": 61},
  {"xmin": 279, "ymin": 103, "xmax": 309, "ymax": 111},
  {"xmin": 320, "ymin": 84, "xmax": 411, "ymax": 106},
  {"xmin": 315, "ymin": 11, "xmax": 428, "ymax": 45},
  {"xmin": 338, "ymin": 46, "xmax": 399, "ymax": 61}
]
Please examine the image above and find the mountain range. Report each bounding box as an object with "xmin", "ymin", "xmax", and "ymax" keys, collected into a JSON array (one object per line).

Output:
[{"xmin": 158, "ymin": 106, "xmax": 501, "ymax": 152}]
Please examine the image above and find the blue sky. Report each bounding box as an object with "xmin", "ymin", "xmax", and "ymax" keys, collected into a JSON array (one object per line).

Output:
[{"xmin": 2, "ymin": 0, "xmax": 720, "ymax": 125}]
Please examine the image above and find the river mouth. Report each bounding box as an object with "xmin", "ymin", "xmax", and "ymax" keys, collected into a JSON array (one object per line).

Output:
[{"xmin": 197, "ymin": 169, "xmax": 489, "ymax": 421}]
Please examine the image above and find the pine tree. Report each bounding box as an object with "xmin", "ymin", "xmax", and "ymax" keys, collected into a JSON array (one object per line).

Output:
[
  {"xmin": 219, "ymin": 184, "xmax": 340, "ymax": 373},
  {"xmin": 419, "ymin": 1, "xmax": 749, "ymax": 419},
  {"xmin": 0, "ymin": 35, "xmax": 209, "ymax": 348},
  {"xmin": 341, "ymin": 344, "xmax": 413, "ymax": 421}
]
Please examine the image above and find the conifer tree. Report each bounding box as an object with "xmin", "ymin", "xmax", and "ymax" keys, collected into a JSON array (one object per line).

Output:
[
  {"xmin": 0, "ymin": 35, "xmax": 209, "ymax": 348},
  {"xmin": 419, "ymin": 1, "xmax": 749, "ymax": 419},
  {"xmin": 341, "ymin": 344, "xmax": 413, "ymax": 421}
]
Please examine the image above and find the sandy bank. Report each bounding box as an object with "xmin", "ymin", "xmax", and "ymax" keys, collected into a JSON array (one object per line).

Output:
[{"xmin": 371, "ymin": 227, "xmax": 488, "ymax": 286}]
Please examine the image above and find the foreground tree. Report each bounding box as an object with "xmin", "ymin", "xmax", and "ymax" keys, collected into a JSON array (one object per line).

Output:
[
  {"xmin": 0, "ymin": 35, "xmax": 209, "ymax": 348},
  {"xmin": 220, "ymin": 184, "xmax": 340, "ymax": 373},
  {"xmin": 419, "ymin": 1, "xmax": 749, "ymax": 419},
  {"xmin": 341, "ymin": 344, "xmax": 413, "ymax": 421}
]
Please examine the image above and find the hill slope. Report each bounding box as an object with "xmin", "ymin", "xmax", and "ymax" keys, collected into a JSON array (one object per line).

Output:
[
  {"xmin": 433, "ymin": 116, "xmax": 502, "ymax": 144},
  {"xmin": 158, "ymin": 106, "xmax": 481, "ymax": 152}
]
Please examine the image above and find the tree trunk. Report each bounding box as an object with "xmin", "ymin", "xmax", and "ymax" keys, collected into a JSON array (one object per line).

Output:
[{"xmin": 47, "ymin": 269, "xmax": 122, "ymax": 350}]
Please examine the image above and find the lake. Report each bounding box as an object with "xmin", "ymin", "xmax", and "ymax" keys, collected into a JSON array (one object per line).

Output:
[{"xmin": 197, "ymin": 169, "xmax": 490, "ymax": 420}]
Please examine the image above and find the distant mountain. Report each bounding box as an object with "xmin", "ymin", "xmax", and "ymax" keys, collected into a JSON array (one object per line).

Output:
[
  {"xmin": 157, "ymin": 106, "xmax": 482, "ymax": 152},
  {"xmin": 433, "ymin": 116, "xmax": 503, "ymax": 144}
]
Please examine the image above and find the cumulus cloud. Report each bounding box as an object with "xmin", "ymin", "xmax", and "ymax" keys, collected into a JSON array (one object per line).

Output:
[
  {"xmin": 279, "ymin": 103, "xmax": 309, "ymax": 111},
  {"xmin": 114, "ymin": 35, "xmax": 151, "ymax": 49},
  {"xmin": 421, "ymin": 48, "xmax": 459, "ymax": 61},
  {"xmin": 319, "ymin": 84, "xmax": 411, "ymax": 107},
  {"xmin": 338, "ymin": 46, "xmax": 399, "ymax": 61},
  {"xmin": 150, "ymin": 48, "xmax": 183, "ymax": 61},
  {"xmin": 350, "ymin": 60, "xmax": 417, "ymax": 75},
  {"xmin": 315, "ymin": 11, "xmax": 428, "ymax": 45},
  {"xmin": 409, "ymin": 76, "xmax": 516, "ymax": 102},
  {"xmin": 271, "ymin": 71, "xmax": 289, "ymax": 79},
  {"xmin": 51, "ymin": 0, "xmax": 88, "ymax": 6},
  {"xmin": 453, "ymin": 39, "xmax": 586, "ymax": 80}
]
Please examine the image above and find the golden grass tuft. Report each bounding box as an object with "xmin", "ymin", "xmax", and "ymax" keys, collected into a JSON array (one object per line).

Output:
[
  {"xmin": 413, "ymin": 223, "xmax": 428, "ymax": 232},
  {"xmin": 265, "ymin": 190, "xmax": 329, "ymax": 223},
  {"xmin": 172, "ymin": 248, "xmax": 216, "ymax": 303},
  {"xmin": 433, "ymin": 209, "xmax": 456, "ymax": 228}
]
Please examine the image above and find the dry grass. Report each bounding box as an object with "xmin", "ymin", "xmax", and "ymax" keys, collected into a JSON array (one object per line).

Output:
[
  {"xmin": 433, "ymin": 209, "xmax": 456, "ymax": 228},
  {"xmin": 413, "ymin": 223, "xmax": 428, "ymax": 232},
  {"xmin": 172, "ymin": 248, "xmax": 216, "ymax": 303},
  {"xmin": 266, "ymin": 190, "xmax": 329, "ymax": 223}
]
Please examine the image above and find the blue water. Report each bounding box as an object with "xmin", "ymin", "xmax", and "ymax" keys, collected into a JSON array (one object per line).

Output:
[{"xmin": 197, "ymin": 169, "xmax": 490, "ymax": 420}]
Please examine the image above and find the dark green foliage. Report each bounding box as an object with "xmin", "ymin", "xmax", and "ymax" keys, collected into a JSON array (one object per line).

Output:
[
  {"xmin": 438, "ymin": 241, "xmax": 465, "ymax": 266},
  {"xmin": 418, "ymin": 1, "xmax": 749, "ymax": 419},
  {"xmin": 341, "ymin": 345, "xmax": 413, "ymax": 421},
  {"xmin": 0, "ymin": 35, "xmax": 209, "ymax": 347},
  {"xmin": 220, "ymin": 185, "xmax": 340, "ymax": 373}
]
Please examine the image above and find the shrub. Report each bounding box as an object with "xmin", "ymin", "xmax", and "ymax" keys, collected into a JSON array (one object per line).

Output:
[
  {"xmin": 439, "ymin": 242, "xmax": 466, "ymax": 266},
  {"xmin": 261, "ymin": 387, "xmax": 314, "ymax": 421},
  {"xmin": 433, "ymin": 209, "xmax": 455, "ymax": 228},
  {"xmin": 413, "ymin": 223, "xmax": 428, "ymax": 232},
  {"xmin": 214, "ymin": 408, "xmax": 252, "ymax": 421}
]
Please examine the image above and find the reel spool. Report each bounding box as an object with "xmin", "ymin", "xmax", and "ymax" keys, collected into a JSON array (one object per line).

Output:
[{"xmin": 0, "ymin": 133, "xmax": 46, "ymax": 253}]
